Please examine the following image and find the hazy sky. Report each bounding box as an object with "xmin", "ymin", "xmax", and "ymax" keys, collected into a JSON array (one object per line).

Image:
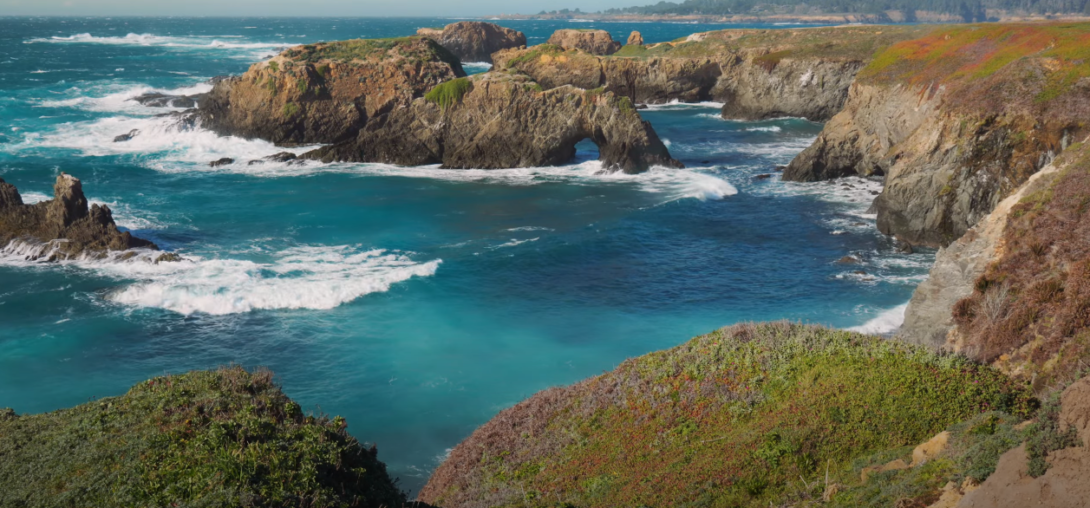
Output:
[{"xmin": 1, "ymin": 0, "xmax": 641, "ymax": 17}]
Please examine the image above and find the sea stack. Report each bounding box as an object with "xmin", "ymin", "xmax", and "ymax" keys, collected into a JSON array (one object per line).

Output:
[
  {"xmin": 627, "ymin": 30, "xmax": 644, "ymax": 46},
  {"xmin": 0, "ymin": 174, "xmax": 173, "ymax": 262}
]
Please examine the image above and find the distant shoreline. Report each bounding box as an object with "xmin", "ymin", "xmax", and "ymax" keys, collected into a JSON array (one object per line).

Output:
[{"xmin": 481, "ymin": 11, "xmax": 1090, "ymax": 25}]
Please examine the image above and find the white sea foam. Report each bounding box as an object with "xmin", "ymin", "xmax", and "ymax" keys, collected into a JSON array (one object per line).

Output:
[
  {"xmin": 17, "ymin": 113, "xmax": 320, "ymax": 169},
  {"xmin": 39, "ymin": 82, "xmax": 213, "ymax": 114},
  {"xmin": 0, "ymin": 241, "xmax": 440, "ymax": 316},
  {"xmin": 746, "ymin": 126, "xmax": 783, "ymax": 133},
  {"xmin": 18, "ymin": 191, "xmax": 165, "ymax": 230},
  {"xmin": 848, "ymin": 303, "xmax": 908, "ymax": 335},
  {"xmin": 489, "ymin": 238, "xmax": 539, "ymax": 249},
  {"xmin": 506, "ymin": 226, "xmax": 554, "ymax": 232},
  {"xmin": 461, "ymin": 62, "xmax": 493, "ymax": 73},
  {"xmin": 26, "ymin": 33, "xmax": 286, "ymax": 60},
  {"xmin": 642, "ymin": 100, "xmax": 726, "ymax": 111}
]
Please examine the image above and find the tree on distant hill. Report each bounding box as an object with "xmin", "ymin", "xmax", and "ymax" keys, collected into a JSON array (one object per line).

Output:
[{"xmin": 603, "ymin": 0, "xmax": 1089, "ymax": 21}]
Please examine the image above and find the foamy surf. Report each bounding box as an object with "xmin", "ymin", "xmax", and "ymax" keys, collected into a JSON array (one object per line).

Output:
[
  {"xmin": 848, "ymin": 303, "xmax": 908, "ymax": 335},
  {"xmin": 38, "ymin": 82, "xmax": 213, "ymax": 114},
  {"xmin": 25, "ymin": 33, "xmax": 286, "ymax": 60},
  {"xmin": 0, "ymin": 241, "xmax": 441, "ymax": 315}
]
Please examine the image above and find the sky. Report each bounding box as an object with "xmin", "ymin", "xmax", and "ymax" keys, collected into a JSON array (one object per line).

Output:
[{"xmin": 0, "ymin": 0, "xmax": 642, "ymax": 17}]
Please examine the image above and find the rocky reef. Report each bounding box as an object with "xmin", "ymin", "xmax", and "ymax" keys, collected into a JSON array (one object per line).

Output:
[
  {"xmin": 0, "ymin": 367, "xmax": 412, "ymax": 508},
  {"xmin": 546, "ymin": 29, "xmax": 622, "ymax": 55},
  {"xmin": 494, "ymin": 26, "xmax": 927, "ymax": 121},
  {"xmin": 784, "ymin": 23, "xmax": 1090, "ymax": 248},
  {"xmin": 0, "ymin": 174, "xmax": 171, "ymax": 262},
  {"xmin": 303, "ymin": 72, "xmax": 681, "ymax": 173},
  {"xmin": 416, "ymin": 21, "xmax": 526, "ymax": 64},
  {"xmin": 198, "ymin": 36, "xmax": 466, "ymax": 145}
]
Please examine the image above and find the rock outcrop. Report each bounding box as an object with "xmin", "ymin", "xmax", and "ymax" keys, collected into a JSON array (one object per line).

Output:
[
  {"xmin": 899, "ymin": 145, "xmax": 1068, "ymax": 350},
  {"xmin": 626, "ymin": 31, "xmax": 644, "ymax": 46},
  {"xmin": 495, "ymin": 26, "xmax": 924, "ymax": 121},
  {"xmin": 303, "ymin": 72, "xmax": 680, "ymax": 174},
  {"xmin": 784, "ymin": 24, "xmax": 1090, "ymax": 248},
  {"xmin": 956, "ymin": 375, "xmax": 1090, "ymax": 508},
  {"xmin": 546, "ymin": 29, "xmax": 622, "ymax": 55},
  {"xmin": 416, "ymin": 21, "xmax": 526, "ymax": 63},
  {"xmin": 0, "ymin": 174, "xmax": 168, "ymax": 262},
  {"xmin": 198, "ymin": 36, "xmax": 465, "ymax": 145}
]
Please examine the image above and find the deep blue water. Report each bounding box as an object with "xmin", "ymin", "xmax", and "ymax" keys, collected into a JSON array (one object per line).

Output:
[{"xmin": 0, "ymin": 17, "xmax": 929, "ymax": 493}]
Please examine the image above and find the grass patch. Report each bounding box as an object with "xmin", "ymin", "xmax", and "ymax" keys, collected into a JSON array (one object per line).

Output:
[
  {"xmin": 424, "ymin": 77, "xmax": 473, "ymax": 109},
  {"xmin": 267, "ymin": 60, "xmax": 279, "ymax": 72},
  {"xmin": 421, "ymin": 322, "xmax": 1034, "ymax": 508},
  {"xmin": 0, "ymin": 367, "xmax": 407, "ymax": 508},
  {"xmin": 1026, "ymin": 389, "xmax": 1082, "ymax": 477},
  {"xmin": 282, "ymin": 102, "xmax": 300, "ymax": 118}
]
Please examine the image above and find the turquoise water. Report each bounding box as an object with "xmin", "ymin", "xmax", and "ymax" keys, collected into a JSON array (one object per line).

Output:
[{"xmin": 0, "ymin": 17, "xmax": 930, "ymax": 493}]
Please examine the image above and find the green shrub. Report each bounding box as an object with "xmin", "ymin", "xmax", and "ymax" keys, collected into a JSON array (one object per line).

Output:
[
  {"xmin": 282, "ymin": 102, "xmax": 300, "ymax": 118},
  {"xmin": 268, "ymin": 60, "xmax": 280, "ymax": 72},
  {"xmin": 424, "ymin": 77, "xmax": 473, "ymax": 109},
  {"xmin": 1026, "ymin": 390, "xmax": 1081, "ymax": 477},
  {"xmin": 0, "ymin": 367, "xmax": 407, "ymax": 508}
]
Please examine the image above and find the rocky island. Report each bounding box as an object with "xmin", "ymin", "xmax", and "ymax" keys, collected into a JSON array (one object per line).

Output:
[
  {"xmin": 416, "ymin": 21, "xmax": 526, "ymax": 63},
  {"xmin": 0, "ymin": 174, "xmax": 174, "ymax": 262}
]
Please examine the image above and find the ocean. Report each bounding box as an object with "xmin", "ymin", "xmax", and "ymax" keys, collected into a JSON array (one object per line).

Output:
[{"xmin": 0, "ymin": 16, "xmax": 932, "ymax": 493}]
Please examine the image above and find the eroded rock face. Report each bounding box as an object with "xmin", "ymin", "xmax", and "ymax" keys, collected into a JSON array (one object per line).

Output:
[
  {"xmin": 546, "ymin": 29, "xmax": 621, "ymax": 55},
  {"xmin": 303, "ymin": 73, "xmax": 681, "ymax": 174},
  {"xmin": 955, "ymin": 376, "xmax": 1090, "ymax": 508},
  {"xmin": 198, "ymin": 37, "xmax": 466, "ymax": 145},
  {"xmin": 417, "ymin": 21, "xmax": 526, "ymax": 63},
  {"xmin": 0, "ymin": 174, "xmax": 168, "ymax": 262}
]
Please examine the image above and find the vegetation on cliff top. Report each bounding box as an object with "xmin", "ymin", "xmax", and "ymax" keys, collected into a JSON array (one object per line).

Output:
[
  {"xmin": 0, "ymin": 367, "xmax": 407, "ymax": 508},
  {"xmin": 952, "ymin": 141, "xmax": 1090, "ymax": 390},
  {"xmin": 860, "ymin": 22, "xmax": 1090, "ymax": 116},
  {"xmin": 282, "ymin": 36, "xmax": 462, "ymax": 71},
  {"xmin": 424, "ymin": 77, "xmax": 475, "ymax": 108},
  {"xmin": 421, "ymin": 322, "xmax": 1035, "ymax": 508},
  {"xmin": 606, "ymin": 0, "xmax": 1090, "ymax": 20}
]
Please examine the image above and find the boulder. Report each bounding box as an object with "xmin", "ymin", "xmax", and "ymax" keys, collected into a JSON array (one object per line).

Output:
[
  {"xmin": 303, "ymin": 72, "xmax": 681, "ymax": 174},
  {"xmin": 417, "ymin": 21, "xmax": 526, "ymax": 63},
  {"xmin": 627, "ymin": 31, "xmax": 644, "ymax": 46},
  {"xmin": 247, "ymin": 152, "xmax": 298, "ymax": 165},
  {"xmin": 209, "ymin": 158, "xmax": 234, "ymax": 168},
  {"xmin": 0, "ymin": 174, "xmax": 168, "ymax": 262},
  {"xmin": 198, "ymin": 36, "xmax": 466, "ymax": 146},
  {"xmin": 546, "ymin": 29, "xmax": 621, "ymax": 55}
]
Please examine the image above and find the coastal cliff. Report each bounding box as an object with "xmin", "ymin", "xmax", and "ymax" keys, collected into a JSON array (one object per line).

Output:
[
  {"xmin": 494, "ymin": 26, "xmax": 927, "ymax": 121},
  {"xmin": 303, "ymin": 72, "xmax": 681, "ymax": 173},
  {"xmin": 417, "ymin": 22, "xmax": 526, "ymax": 63},
  {"xmin": 198, "ymin": 36, "xmax": 465, "ymax": 145},
  {"xmin": 0, "ymin": 174, "xmax": 170, "ymax": 262},
  {"xmin": 784, "ymin": 23, "xmax": 1090, "ymax": 248}
]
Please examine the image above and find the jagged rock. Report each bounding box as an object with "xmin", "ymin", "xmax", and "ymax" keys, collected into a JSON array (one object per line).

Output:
[
  {"xmin": 303, "ymin": 72, "xmax": 681, "ymax": 174},
  {"xmin": 247, "ymin": 152, "xmax": 298, "ymax": 165},
  {"xmin": 113, "ymin": 129, "xmax": 139, "ymax": 143},
  {"xmin": 416, "ymin": 21, "xmax": 526, "ymax": 63},
  {"xmin": 627, "ymin": 31, "xmax": 644, "ymax": 46},
  {"xmin": 836, "ymin": 255, "xmax": 861, "ymax": 264},
  {"xmin": 209, "ymin": 158, "xmax": 234, "ymax": 168},
  {"xmin": 546, "ymin": 29, "xmax": 621, "ymax": 55},
  {"xmin": 0, "ymin": 174, "xmax": 164, "ymax": 261},
  {"xmin": 129, "ymin": 92, "xmax": 201, "ymax": 108},
  {"xmin": 754, "ymin": 173, "xmax": 772, "ymax": 180},
  {"xmin": 198, "ymin": 36, "xmax": 466, "ymax": 146}
]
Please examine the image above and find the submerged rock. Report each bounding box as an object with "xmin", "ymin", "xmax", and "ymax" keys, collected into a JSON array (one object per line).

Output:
[
  {"xmin": 416, "ymin": 21, "xmax": 526, "ymax": 64},
  {"xmin": 247, "ymin": 152, "xmax": 298, "ymax": 165},
  {"xmin": 547, "ymin": 29, "xmax": 621, "ymax": 55},
  {"xmin": 129, "ymin": 92, "xmax": 202, "ymax": 108},
  {"xmin": 209, "ymin": 158, "xmax": 234, "ymax": 168},
  {"xmin": 0, "ymin": 174, "xmax": 167, "ymax": 262},
  {"xmin": 303, "ymin": 72, "xmax": 681, "ymax": 174},
  {"xmin": 198, "ymin": 36, "xmax": 465, "ymax": 146},
  {"xmin": 113, "ymin": 129, "xmax": 139, "ymax": 143}
]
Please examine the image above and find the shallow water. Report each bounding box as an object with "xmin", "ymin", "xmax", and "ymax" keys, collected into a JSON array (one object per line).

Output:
[{"xmin": 0, "ymin": 17, "xmax": 930, "ymax": 493}]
